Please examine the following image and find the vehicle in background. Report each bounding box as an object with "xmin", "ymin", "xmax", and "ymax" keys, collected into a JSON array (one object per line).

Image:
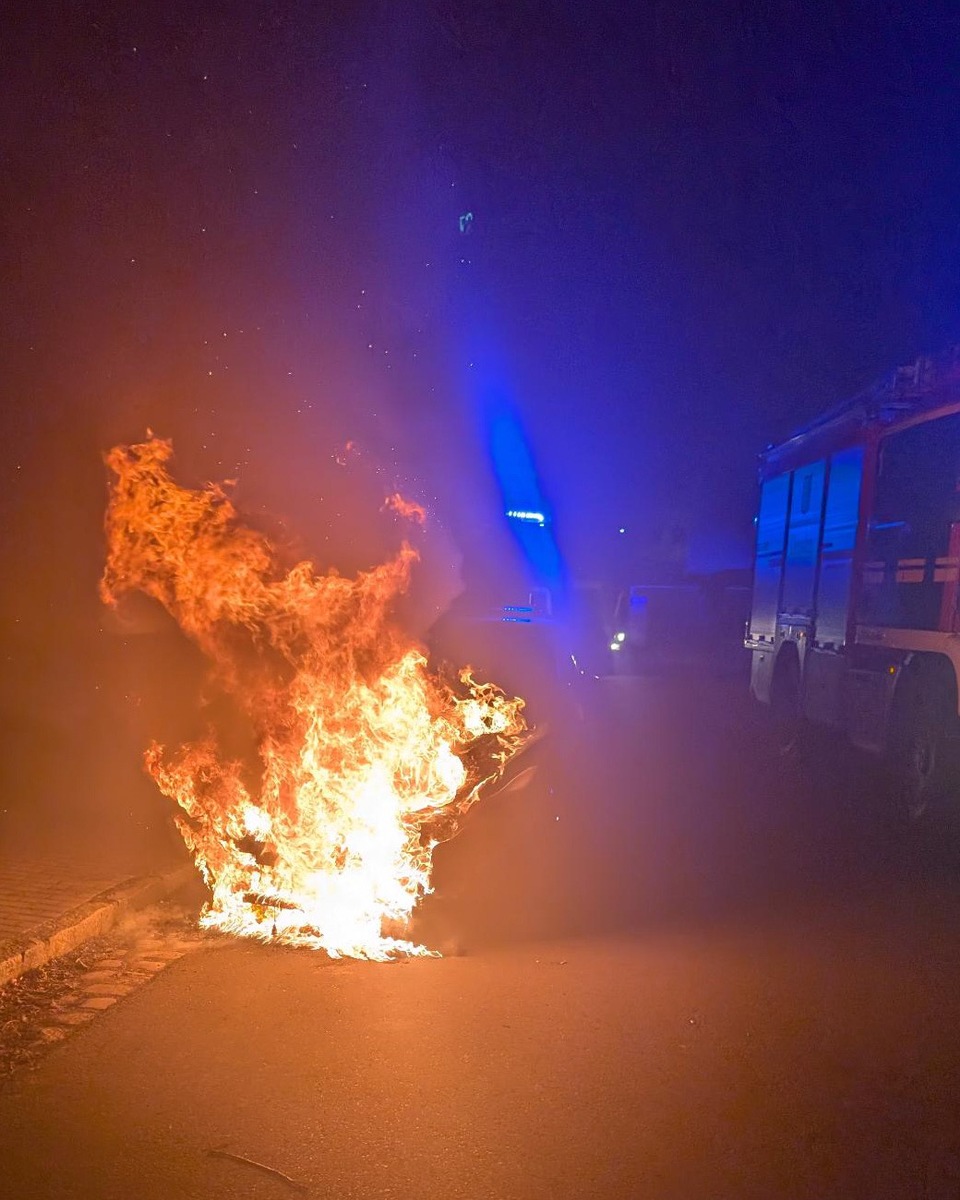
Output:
[
  {"xmin": 745, "ymin": 351, "xmax": 960, "ymax": 819},
  {"xmin": 429, "ymin": 564, "xmax": 750, "ymax": 716},
  {"xmin": 428, "ymin": 585, "xmax": 584, "ymax": 726},
  {"xmin": 605, "ymin": 573, "xmax": 751, "ymax": 676}
]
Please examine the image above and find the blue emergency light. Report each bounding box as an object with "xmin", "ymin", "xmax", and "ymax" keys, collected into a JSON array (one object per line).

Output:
[{"xmin": 506, "ymin": 509, "xmax": 546, "ymax": 526}]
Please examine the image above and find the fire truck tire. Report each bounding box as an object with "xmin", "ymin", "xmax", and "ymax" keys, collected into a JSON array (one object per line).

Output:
[{"xmin": 887, "ymin": 673, "xmax": 954, "ymax": 823}]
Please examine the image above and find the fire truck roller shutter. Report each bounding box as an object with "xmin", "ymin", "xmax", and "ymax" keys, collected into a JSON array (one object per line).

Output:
[{"xmin": 815, "ymin": 447, "xmax": 864, "ymax": 648}]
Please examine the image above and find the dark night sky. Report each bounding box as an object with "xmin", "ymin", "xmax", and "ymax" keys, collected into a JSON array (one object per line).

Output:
[{"xmin": 3, "ymin": 0, "xmax": 960, "ymax": 829}]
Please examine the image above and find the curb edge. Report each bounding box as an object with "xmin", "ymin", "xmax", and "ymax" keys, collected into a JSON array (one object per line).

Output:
[{"xmin": 0, "ymin": 863, "xmax": 196, "ymax": 989}]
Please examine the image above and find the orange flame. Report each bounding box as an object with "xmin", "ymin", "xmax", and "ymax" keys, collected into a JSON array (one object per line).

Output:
[
  {"xmin": 384, "ymin": 493, "xmax": 427, "ymax": 524},
  {"xmin": 101, "ymin": 436, "xmax": 528, "ymax": 959}
]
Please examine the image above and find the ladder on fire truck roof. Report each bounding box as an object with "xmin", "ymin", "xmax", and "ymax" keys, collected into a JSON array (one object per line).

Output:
[{"xmin": 770, "ymin": 349, "xmax": 960, "ymax": 459}]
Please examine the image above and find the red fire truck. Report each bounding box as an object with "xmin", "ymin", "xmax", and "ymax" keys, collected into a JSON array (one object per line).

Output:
[{"xmin": 746, "ymin": 353, "xmax": 960, "ymax": 818}]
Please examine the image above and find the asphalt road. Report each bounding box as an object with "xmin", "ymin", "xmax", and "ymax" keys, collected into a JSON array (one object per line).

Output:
[{"xmin": 4, "ymin": 670, "xmax": 960, "ymax": 1199}]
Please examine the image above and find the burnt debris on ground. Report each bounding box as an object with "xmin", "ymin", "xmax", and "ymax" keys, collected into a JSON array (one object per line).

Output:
[{"xmin": 0, "ymin": 902, "xmax": 206, "ymax": 1082}]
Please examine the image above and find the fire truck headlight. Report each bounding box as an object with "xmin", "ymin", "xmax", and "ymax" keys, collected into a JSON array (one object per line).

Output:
[
  {"xmin": 610, "ymin": 641, "xmax": 621, "ymax": 651},
  {"xmin": 615, "ymin": 631, "xmax": 626, "ymax": 643}
]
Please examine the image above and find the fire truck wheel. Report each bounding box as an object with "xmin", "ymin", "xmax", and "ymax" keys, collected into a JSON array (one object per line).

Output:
[{"xmin": 888, "ymin": 676, "xmax": 953, "ymax": 823}]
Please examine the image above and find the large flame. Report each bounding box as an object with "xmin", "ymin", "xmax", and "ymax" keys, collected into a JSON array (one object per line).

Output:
[{"xmin": 101, "ymin": 436, "xmax": 528, "ymax": 959}]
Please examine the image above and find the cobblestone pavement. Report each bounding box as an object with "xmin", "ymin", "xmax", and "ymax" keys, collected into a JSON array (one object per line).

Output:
[
  {"xmin": 0, "ymin": 853, "xmax": 143, "ymax": 944},
  {"xmin": 0, "ymin": 901, "xmax": 210, "ymax": 1080}
]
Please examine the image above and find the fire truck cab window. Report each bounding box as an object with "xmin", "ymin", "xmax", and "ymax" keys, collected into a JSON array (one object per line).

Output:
[{"xmin": 859, "ymin": 411, "xmax": 960, "ymax": 631}]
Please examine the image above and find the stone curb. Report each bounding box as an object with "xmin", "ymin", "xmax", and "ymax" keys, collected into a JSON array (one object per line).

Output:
[{"xmin": 0, "ymin": 863, "xmax": 196, "ymax": 989}]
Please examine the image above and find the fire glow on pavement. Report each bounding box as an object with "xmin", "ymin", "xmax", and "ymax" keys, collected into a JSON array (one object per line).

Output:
[{"xmin": 100, "ymin": 436, "xmax": 529, "ymax": 960}]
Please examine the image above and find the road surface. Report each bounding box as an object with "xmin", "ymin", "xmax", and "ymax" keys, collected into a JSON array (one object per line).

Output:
[{"xmin": 3, "ymin": 672, "xmax": 960, "ymax": 1199}]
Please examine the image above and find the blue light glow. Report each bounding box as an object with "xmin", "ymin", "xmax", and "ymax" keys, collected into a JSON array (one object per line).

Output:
[
  {"xmin": 458, "ymin": 309, "xmax": 565, "ymax": 592},
  {"xmin": 485, "ymin": 405, "xmax": 563, "ymax": 586}
]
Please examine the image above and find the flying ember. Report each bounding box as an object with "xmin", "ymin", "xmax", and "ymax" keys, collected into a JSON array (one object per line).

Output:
[{"xmin": 100, "ymin": 436, "xmax": 529, "ymax": 959}]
